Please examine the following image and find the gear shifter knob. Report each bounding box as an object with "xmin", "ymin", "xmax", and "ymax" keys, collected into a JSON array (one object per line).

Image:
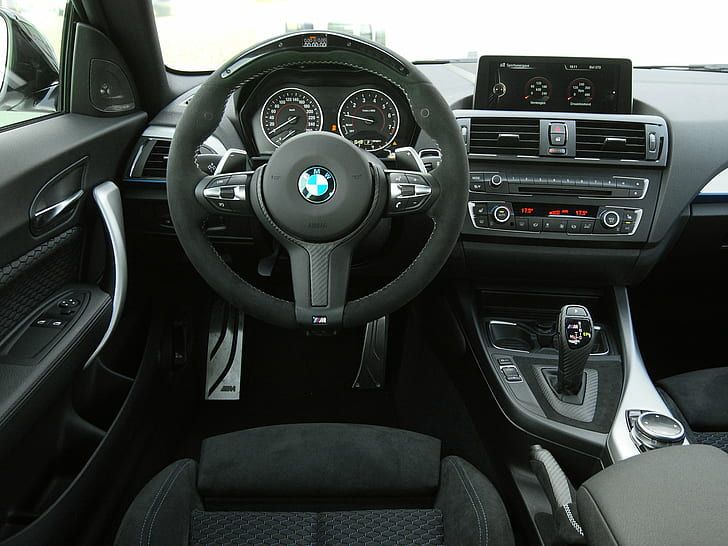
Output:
[{"xmin": 556, "ymin": 305, "xmax": 594, "ymax": 395}]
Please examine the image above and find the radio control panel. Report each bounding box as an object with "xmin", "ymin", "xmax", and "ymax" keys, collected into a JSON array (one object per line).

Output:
[{"xmin": 470, "ymin": 171, "xmax": 648, "ymax": 199}]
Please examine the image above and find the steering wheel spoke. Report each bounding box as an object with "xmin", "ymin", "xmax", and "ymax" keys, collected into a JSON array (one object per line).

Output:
[
  {"xmin": 194, "ymin": 171, "xmax": 255, "ymax": 216},
  {"xmin": 385, "ymin": 170, "xmax": 438, "ymax": 216},
  {"xmin": 287, "ymin": 241, "xmax": 353, "ymax": 330}
]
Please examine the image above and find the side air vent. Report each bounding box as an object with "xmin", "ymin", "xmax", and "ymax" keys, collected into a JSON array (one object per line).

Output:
[
  {"xmin": 469, "ymin": 118, "xmax": 540, "ymax": 156},
  {"xmin": 140, "ymin": 139, "xmax": 171, "ymax": 178},
  {"xmin": 575, "ymin": 120, "xmax": 646, "ymax": 160}
]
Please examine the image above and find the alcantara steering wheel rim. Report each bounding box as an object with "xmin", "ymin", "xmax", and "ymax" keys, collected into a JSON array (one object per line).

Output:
[{"xmin": 166, "ymin": 31, "xmax": 468, "ymax": 330}]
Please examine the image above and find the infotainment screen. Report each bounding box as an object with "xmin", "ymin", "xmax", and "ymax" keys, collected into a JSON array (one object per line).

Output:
[{"xmin": 474, "ymin": 56, "xmax": 632, "ymax": 114}]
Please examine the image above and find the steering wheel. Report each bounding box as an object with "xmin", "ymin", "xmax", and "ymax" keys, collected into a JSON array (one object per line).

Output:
[{"xmin": 166, "ymin": 32, "xmax": 468, "ymax": 330}]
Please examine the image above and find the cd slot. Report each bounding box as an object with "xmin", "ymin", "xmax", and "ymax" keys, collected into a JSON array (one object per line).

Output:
[{"xmin": 518, "ymin": 186, "xmax": 612, "ymax": 197}]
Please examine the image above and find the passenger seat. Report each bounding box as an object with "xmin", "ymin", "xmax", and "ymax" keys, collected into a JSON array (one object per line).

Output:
[{"xmin": 657, "ymin": 367, "xmax": 728, "ymax": 453}]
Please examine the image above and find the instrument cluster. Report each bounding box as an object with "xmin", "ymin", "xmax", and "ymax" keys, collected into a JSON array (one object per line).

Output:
[{"xmin": 239, "ymin": 68, "xmax": 417, "ymax": 156}]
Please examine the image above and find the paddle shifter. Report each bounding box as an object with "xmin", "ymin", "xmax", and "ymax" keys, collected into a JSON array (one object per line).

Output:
[{"xmin": 555, "ymin": 305, "xmax": 594, "ymax": 395}]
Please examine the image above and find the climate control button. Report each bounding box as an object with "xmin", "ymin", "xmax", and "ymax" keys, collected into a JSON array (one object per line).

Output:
[
  {"xmin": 600, "ymin": 210, "xmax": 621, "ymax": 229},
  {"xmin": 493, "ymin": 205, "xmax": 512, "ymax": 223}
]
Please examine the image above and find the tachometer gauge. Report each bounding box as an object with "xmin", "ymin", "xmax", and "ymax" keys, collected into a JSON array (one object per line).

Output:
[
  {"xmin": 261, "ymin": 88, "xmax": 323, "ymax": 147},
  {"xmin": 337, "ymin": 89, "xmax": 400, "ymax": 151},
  {"xmin": 567, "ymin": 78, "xmax": 594, "ymax": 105},
  {"xmin": 524, "ymin": 77, "xmax": 551, "ymax": 105}
]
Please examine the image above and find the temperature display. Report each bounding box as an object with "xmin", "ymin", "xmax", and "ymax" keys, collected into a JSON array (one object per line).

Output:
[{"xmin": 514, "ymin": 204, "xmax": 597, "ymax": 218}]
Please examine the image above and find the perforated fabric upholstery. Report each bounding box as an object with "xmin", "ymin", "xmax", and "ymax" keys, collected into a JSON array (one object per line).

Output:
[{"xmin": 190, "ymin": 509, "xmax": 444, "ymax": 546}]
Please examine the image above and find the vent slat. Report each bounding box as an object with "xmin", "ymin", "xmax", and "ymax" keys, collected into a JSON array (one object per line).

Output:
[
  {"xmin": 575, "ymin": 121, "xmax": 646, "ymax": 160},
  {"xmin": 141, "ymin": 139, "xmax": 172, "ymax": 179},
  {"xmin": 469, "ymin": 118, "xmax": 540, "ymax": 156}
]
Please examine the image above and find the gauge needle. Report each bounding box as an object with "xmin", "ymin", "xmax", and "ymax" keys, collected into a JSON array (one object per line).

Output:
[
  {"xmin": 270, "ymin": 116, "xmax": 298, "ymax": 134},
  {"xmin": 277, "ymin": 129, "xmax": 296, "ymax": 143},
  {"xmin": 343, "ymin": 114, "xmax": 375, "ymax": 125}
]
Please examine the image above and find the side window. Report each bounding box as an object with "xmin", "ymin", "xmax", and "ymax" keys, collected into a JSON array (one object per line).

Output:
[{"xmin": 0, "ymin": 1, "xmax": 66, "ymax": 130}]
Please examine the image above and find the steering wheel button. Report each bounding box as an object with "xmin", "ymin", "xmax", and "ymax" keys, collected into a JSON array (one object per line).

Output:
[
  {"xmin": 207, "ymin": 176, "xmax": 230, "ymax": 188},
  {"xmin": 389, "ymin": 172, "xmax": 408, "ymax": 185},
  {"xmin": 399, "ymin": 184, "xmax": 415, "ymax": 197},
  {"xmin": 405, "ymin": 197, "xmax": 426, "ymax": 210}
]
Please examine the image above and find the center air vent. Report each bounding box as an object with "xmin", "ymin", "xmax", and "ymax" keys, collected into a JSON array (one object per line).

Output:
[
  {"xmin": 140, "ymin": 139, "xmax": 171, "ymax": 179},
  {"xmin": 575, "ymin": 120, "xmax": 646, "ymax": 160},
  {"xmin": 469, "ymin": 118, "xmax": 540, "ymax": 156}
]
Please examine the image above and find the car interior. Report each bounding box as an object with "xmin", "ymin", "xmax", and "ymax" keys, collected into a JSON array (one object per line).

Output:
[{"xmin": 1, "ymin": 1, "xmax": 728, "ymax": 545}]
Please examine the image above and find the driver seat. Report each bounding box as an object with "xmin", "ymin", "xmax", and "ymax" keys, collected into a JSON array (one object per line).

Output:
[{"xmin": 114, "ymin": 423, "xmax": 514, "ymax": 545}]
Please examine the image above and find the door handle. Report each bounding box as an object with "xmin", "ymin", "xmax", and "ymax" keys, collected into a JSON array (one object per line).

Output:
[{"xmin": 32, "ymin": 190, "xmax": 84, "ymax": 230}]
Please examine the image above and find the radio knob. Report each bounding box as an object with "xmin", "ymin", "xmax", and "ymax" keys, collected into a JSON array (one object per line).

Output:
[
  {"xmin": 601, "ymin": 210, "xmax": 621, "ymax": 229},
  {"xmin": 492, "ymin": 205, "xmax": 512, "ymax": 224},
  {"xmin": 490, "ymin": 174, "xmax": 503, "ymax": 187}
]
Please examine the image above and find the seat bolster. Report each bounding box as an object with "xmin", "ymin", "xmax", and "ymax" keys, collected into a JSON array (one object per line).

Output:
[
  {"xmin": 114, "ymin": 459, "xmax": 202, "ymax": 546},
  {"xmin": 435, "ymin": 456, "xmax": 514, "ymax": 546},
  {"xmin": 657, "ymin": 367, "xmax": 728, "ymax": 431},
  {"xmin": 198, "ymin": 423, "xmax": 441, "ymax": 498}
]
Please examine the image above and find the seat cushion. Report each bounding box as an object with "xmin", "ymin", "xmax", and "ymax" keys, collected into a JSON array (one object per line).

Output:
[
  {"xmin": 190, "ymin": 508, "xmax": 445, "ymax": 546},
  {"xmin": 658, "ymin": 367, "xmax": 728, "ymax": 431},
  {"xmin": 198, "ymin": 423, "xmax": 442, "ymax": 499},
  {"xmin": 115, "ymin": 424, "xmax": 514, "ymax": 546}
]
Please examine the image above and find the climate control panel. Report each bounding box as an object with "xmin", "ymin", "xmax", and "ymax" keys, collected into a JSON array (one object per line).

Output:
[{"xmin": 469, "ymin": 201, "xmax": 643, "ymax": 236}]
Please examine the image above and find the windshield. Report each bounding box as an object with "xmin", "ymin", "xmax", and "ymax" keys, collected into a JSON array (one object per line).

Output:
[{"xmin": 154, "ymin": 0, "xmax": 724, "ymax": 72}]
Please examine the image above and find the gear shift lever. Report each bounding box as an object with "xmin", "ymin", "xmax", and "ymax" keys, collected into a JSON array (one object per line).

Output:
[{"xmin": 556, "ymin": 305, "xmax": 594, "ymax": 395}]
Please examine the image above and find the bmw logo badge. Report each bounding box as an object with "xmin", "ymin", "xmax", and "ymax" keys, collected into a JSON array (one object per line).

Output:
[{"xmin": 298, "ymin": 166, "xmax": 336, "ymax": 204}]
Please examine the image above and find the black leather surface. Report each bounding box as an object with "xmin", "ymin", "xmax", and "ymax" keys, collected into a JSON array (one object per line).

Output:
[
  {"xmin": 658, "ymin": 368, "xmax": 728, "ymax": 431},
  {"xmin": 577, "ymin": 445, "xmax": 728, "ymax": 546},
  {"xmin": 0, "ymin": 227, "xmax": 81, "ymax": 342},
  {"xmin": 198, "ymin": 423, "xmax": 442, "ymax": 498}
]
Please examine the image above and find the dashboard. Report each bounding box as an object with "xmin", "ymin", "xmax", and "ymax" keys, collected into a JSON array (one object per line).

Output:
[
  {"xmin": 238, "ymin": 67, "xmax": 417, "ymax": 156},
  {"xmin": 123, "ymin": 54, "xmax": 728, "ymax": 287}
]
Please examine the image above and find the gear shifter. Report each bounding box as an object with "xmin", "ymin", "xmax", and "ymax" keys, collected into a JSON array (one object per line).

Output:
[{"xmin": 555, "ymin": 305, "xmax": 594, "ymax": 395}]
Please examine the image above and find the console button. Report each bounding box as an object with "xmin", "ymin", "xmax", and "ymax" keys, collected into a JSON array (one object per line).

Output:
[
  {"xmin": 492, "ymin": 205, "xmax": 512, "ymax": 223},
  {"xmin": 616, "ymin": 178, "xmax": 631, "ymax": 189},
  {"xmin": 601, "ymin": 210, "xmax": 621, "ymax": 229},
  {"xmin": 624, "ymin": 211, "xmax": 637, "ymax": 223},
  {"xmin": 529, "ymin": 218, "xmax": 543, "ymax": 232},
  {"xmin": 603, "ymin": 178, "xmax": 616, "ymax": 189},
  {"xmin": 500, "ymin": 365, "xmax": 523, "ymax": 382},
  {"xmin": 544, "ymin": 219, "xmax": 567, "ymax": 232},
  {"xmin": 549, "ymin": 123, "xmax": 567, "ymax": 146},
  {"xmin": 469, "ymin": 172, "xmax": 485, "ymax": 183},
  {"xmin": 516, "ymin": 218, "xmax": 529, "ymax": 231},
  {"xmin": 628, "ymin": 189, "xmax": 643, "ymax": 198},
  {"xmin": 567, "ymin": 220, "xmax": 581, "ymax": 233},
  {"xmin": 490, "ymin": 174, "xmax": 503, "ymax": 187},
  {"xmin": 473, "ymin": 203, "xmax": 488, "ymax": 216},
  {"xmin": 474, "ymin": 216, "xmax": 488, "ymax": 228},
  {"xmin": 470, "ymin": 182, "xmax": 486, "ymax": 192},
  {"xmin": 621, "ymin": 221, "xmax": 635, "ymax": 234},
  {"xmin": 580, "ymin": 220, "xmax": 595, "ymax": 233},
  {"xmin": 548, "ymin": 147, "xmax": 567, "ymax": 155}
]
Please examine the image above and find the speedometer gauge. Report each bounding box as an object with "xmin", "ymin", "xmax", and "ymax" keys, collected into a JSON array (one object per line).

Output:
[
  {"xmin": 337, "ymin": 89, "xmax": 400, "ymax": 151},
  {"xmin": 261, "ymin": 88, "xmax": 323, "ymax": 147}
]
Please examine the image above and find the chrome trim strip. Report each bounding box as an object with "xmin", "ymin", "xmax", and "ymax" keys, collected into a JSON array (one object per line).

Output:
[
  {"xmin": 140, "ymin": 125, "xmax": 227, "ymax": 155},
  {"xmin": 606, "ymin": 287, "xmax": 687, "ymax": 462},
  {"xmin": 700, "ymin": 166, "xmax": 728, "ymax": 195},
  {"xmin": 33, "ymin": 190, "xmax": 84, "ymax": 224},
  {"xmin": 84, "ymin": 182, "xmax": 127, "ymax": 370}
]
